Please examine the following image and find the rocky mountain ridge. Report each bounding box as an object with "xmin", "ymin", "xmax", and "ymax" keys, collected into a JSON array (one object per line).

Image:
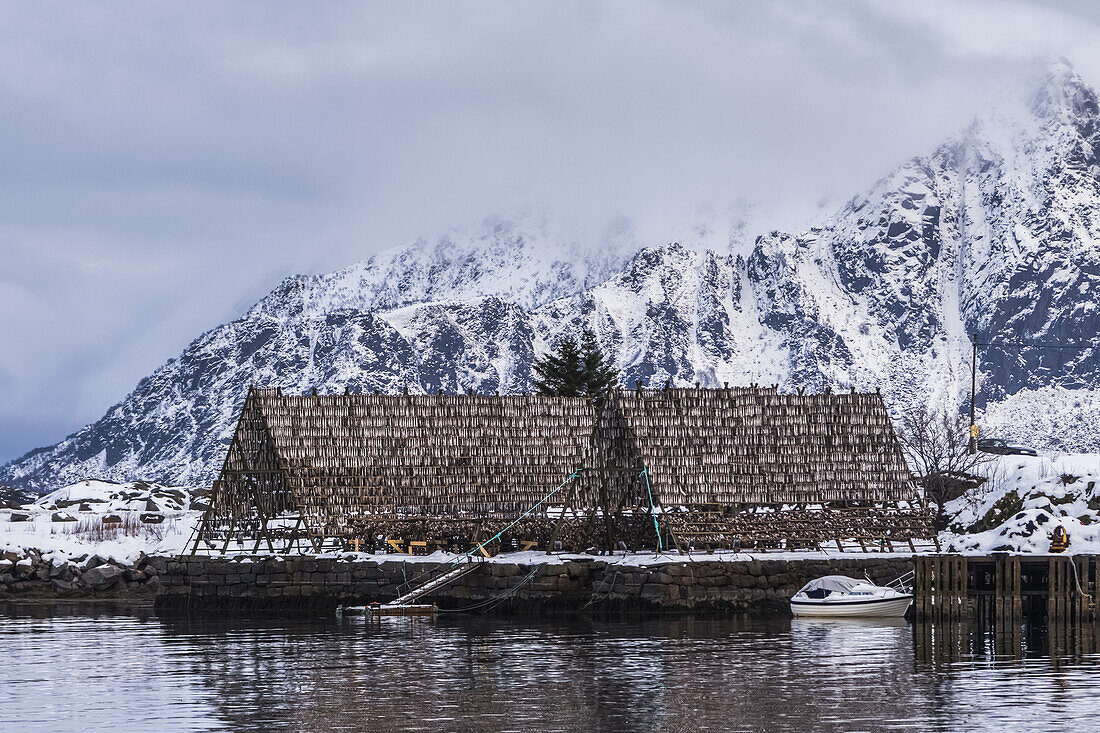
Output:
[{"xmin": 4, "ymin": 62, "xmax": 1100, "ymax": 492}]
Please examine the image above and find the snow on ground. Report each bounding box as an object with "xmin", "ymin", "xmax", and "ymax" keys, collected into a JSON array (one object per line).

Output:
[
  {"xmin": 8, "ymin": 453, "xmax": 1100, "ymax": 570},
  {"xmin": 981, "ymin": 388, "xmax": 1100, "ymax": 454},
  {"xmin": 316, "ymin": 548, "xmax": 926, "ymax": 567},
  {"xmin": 942, "ymin": 452, "xmax": 1100, "ymax": 554},
  {"xmin": 1, "ymin": 480, "xmax": 202, "ymax": 566}
]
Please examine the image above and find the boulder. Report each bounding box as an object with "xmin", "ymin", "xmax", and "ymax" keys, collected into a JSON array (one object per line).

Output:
[
  {"xmin": 124, "ymin": 568, "xmax": 147, "ymax": 583},
  {"xmin": 83, "ymin": 564, "xmax": 124, "ymax": 590}
]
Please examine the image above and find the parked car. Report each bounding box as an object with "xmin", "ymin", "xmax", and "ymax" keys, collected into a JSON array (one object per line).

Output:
[{"xmin": 976, "ymin": 438, "xmax": 1038, "ymax": 457}]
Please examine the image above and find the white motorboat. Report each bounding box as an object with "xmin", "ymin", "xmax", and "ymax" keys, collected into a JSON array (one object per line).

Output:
[{"xmin": 789, "ymin": 575, "xmax": 912, "ymax": 618}]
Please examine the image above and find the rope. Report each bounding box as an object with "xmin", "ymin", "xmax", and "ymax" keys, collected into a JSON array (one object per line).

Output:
[
  {"xmin": 438, "ymin": 563, "xmax": 547, "ymax": 613},
  {"xmin": 454, "ymin": 470, "xmax": 584, "ymax": 566},
  {"xmin": 640, "ymin": 466, "xmax": 663, "ymax": 553},
  {"xmin": 395, "ymin": 562, "xmax": 442, "ymax": 594},
  {"xmin": 581, "ymin": 570, "xmax": 619, "ymax": 609},
  {"xmin": 1068, "ymin": 556, "xmax": 1090, "ymax": 599}
]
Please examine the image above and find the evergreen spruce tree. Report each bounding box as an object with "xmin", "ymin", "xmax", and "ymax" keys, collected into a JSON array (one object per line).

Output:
[
  {"xmin": 532, "ymin": 334, "xmax": 585, "ymax": 397},
  {"xmin": 578, "ymin": 328, "xmax": 619, "ymax": 405},
  {"xmin": 532, "ymin": 329, "xmax": 619, "ymax": 405}
]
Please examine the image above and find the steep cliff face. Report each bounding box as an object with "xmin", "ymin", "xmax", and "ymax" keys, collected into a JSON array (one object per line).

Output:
[
  {"xmin": 729, "ymin": 60, "xmax": 1100, "ymax": 417},
  {"xmin": 5, "ymin": 63, "xmax": 1100, "ymax": 492}
]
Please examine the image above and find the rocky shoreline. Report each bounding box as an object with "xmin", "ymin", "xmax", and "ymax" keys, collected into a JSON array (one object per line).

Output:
[{"xmin": 0, "ymin": 550, "xmax": 165, "ymax": 598}]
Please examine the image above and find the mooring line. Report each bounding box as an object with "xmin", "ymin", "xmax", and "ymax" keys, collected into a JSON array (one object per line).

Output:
[
  {"xmin": 581, "ymin": 569, "xmax": 619, "ymax": 609},
  {"xmin": 454, "ymin": 469, "xmax": 584, "ymax": 566},
  {"xmin": 439, "ymin": 562, "xmax": 548, "ymax": 613}
]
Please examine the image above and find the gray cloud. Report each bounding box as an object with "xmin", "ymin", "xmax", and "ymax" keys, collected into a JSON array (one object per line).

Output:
[{"xmin": 4, "ymin": 0, "xmax": 1100, "ymax": 463}]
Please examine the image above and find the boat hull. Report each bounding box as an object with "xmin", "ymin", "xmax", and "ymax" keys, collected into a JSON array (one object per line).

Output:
[{"xmin": 790, "ymin": 595, "xmax": 912, "ymax": 618}]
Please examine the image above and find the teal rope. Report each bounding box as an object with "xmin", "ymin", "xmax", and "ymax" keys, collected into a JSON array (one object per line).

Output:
[
  {"xmin": 455, "ymin": 469, "xmax": 584, "ymax": 566},
  {"xmin": 640, "ymin": 466, "xmax": 663, "ymax": 552}
]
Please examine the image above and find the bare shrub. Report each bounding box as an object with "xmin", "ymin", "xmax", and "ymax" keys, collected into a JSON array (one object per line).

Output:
[
  {"xmin": 55, "ymin": 513, "xmax": 166, "ymax": 542},
  {"xmin": 960, "ymin": 456, "xmax": 1006, "ymax": 516},
  {"xmin": 896, "ymin": 403, "xmax": 993, "ymax": 531}
]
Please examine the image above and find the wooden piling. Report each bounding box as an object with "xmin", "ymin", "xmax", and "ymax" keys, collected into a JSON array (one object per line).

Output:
[{"xmin": 915, "ymin": 553, "xmax": 1100, "ymax": 628}]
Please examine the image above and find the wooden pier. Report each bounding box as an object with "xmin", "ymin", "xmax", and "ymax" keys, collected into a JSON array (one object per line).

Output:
[{"xmin": 914, "ymin": 554, "xmax": 1100, "ymax": 623}]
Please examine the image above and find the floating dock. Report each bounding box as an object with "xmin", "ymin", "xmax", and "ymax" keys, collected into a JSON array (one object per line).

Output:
[{"xmin": 338, "ymin": 603, "xmax": 439, "ymax": 617}]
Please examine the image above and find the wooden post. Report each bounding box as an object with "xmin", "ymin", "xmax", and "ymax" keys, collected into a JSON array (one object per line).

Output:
[
  {"xmin": 994, "ymin": 555, "xmax": 1004, "ymax": 622},
  {"xmin": 1074, "ymin": 556, "xmax": 1088, "ymax": 622},
  {"xmin": 1094, "ymin": 557, "xmax": 1100, "ymax": 624},
  {"xmin": 915, "ymin": 556, "xmax": 926, "ymax": 621},
  {"xmin": 933, "ymin": 555, "xmax": 943, "ymax": 621},
  {"xmin": 1049, "ymin": 557, "xmax": 1060, "ymax": 622},
  {"xmin": 956, "ymin": 556, "xmax": 968, "ymax": 621},
  {"xmin": 1010, "ymin": 556, "xmax": 1022, "ymax": 622},
  {"xmin": 948, "ymin": 556, "xmax": 956, "ymax": 621},
  {"xmin": 914, "ymin": 556, "xmax": 923, "ymax": 621},
  {"xmin": 546, "ymin": 477, "xmax": 581, "ymax": 553}
]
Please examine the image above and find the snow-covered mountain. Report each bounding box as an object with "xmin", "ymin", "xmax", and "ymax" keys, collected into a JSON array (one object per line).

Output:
[{"xmin": 5, "ymin": 61, "xmax": 1100, "ymax": 492}]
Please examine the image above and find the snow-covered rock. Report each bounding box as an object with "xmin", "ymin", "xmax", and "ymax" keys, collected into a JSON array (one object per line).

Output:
[
  {"xmin": 0, "ymin": 481, "xmax": 202, "ymax": 566},
  {"xmin": 35, "ymin": 479, "xmax": 198, "ymax": 513},
  {"xmin": 943, "ymin": 453, "xmax": 1100, "ymax": 554},
  {"xmin": 4, "ymin": 62, "xmax": 1100, "ymax": 492}
]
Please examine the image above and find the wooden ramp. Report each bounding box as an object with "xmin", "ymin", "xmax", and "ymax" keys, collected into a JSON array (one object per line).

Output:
[
  {"xmin": 391, "ymin": 557, "xmax": 485, "ymax": 606},
  {"xmin": 337, "ymin": 603, "xmax": 439, "ymax": 617}
]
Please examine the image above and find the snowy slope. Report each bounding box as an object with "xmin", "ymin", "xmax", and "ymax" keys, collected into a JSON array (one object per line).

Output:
[
  {"xmin": 5, "ymin": 62, "xmax": 1100, "ymax": 492},
  {"xmin": 0, "ymin": 480, "xmax": 201, "ymax": 565},
  {"xmin": 943, "ymin": 453, "xmax": 1100, "ymax": 554}
]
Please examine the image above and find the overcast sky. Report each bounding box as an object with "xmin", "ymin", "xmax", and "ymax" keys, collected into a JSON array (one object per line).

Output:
[{"xmin": 4, "ymin": 0, "xmax": 1100, "ymax": 464}]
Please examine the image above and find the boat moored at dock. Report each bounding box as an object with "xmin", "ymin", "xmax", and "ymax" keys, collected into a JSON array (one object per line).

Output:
[{"xmin": 790, "ymin": 575, "xmax": 913, "ymax": 618}]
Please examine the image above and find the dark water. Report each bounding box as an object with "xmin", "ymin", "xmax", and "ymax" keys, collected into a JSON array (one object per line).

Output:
[{"xmin": 2, "ymin": 603, "xmax": 1099, "ymax": 732}]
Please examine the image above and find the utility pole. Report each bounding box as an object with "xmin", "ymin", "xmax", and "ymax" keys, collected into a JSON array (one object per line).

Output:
[{"xmin": 969, "ymin": 333, "xmax": 978, "ymax": 455}]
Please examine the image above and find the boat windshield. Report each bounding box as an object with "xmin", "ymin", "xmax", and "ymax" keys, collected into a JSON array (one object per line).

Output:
[{"xmin": 796, "ymin": 575, "xmax": 870, "ymax": 595}]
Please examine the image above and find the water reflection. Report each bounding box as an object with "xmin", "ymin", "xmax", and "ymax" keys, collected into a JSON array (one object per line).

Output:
[
  {"xmin": 2, "ymin": 603, "xmax": 1099, "ymax": 731},
  {"xmin": 913, "ymin": 617, "xmax": 1100, "ymax": 664}
]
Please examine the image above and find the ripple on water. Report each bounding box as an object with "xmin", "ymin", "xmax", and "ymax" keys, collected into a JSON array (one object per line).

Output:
[{"xmin": 1, "ymin": 605, "xmax": 1099, "ymax": 732}]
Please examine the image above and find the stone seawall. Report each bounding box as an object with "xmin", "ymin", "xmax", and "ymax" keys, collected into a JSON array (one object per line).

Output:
[{"xmin": 153, "ymin": 556, "xmax": 915, "ymax": 616}]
